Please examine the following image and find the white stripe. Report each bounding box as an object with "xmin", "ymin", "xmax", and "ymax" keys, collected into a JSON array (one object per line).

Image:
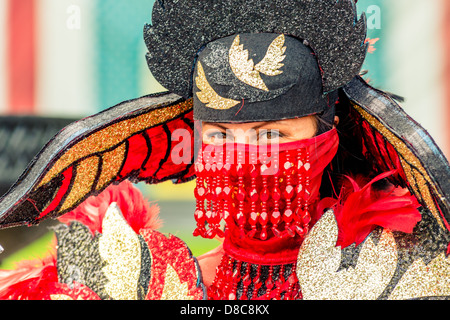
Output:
[
  {"xmin": 0, "ymin": 0, "xmax": 8, "ymax": 114},
  {"xmin": 385, "ymin": 0, "xmax": 446, "ymax": 151},
  {"xmin": 35, "ymin": 0, "xmax": 97, "ymax": 118}
]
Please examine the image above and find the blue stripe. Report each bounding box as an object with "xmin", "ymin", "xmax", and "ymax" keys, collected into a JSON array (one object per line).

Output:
[
  {"xmin": 357, "ymin": 0, "xmax": 387, "ymax": 89},
  {"xmin": 94, "ymin": 0, "xmax": 155, "ymax": 111}
]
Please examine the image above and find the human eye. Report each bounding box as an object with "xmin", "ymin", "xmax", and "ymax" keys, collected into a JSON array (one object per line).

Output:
[
  {"xmin": 258, "ymin": 129, "xmax": 283, "ymax": 143},
  {"xmin": 203, "ymin": 129, "xmax": 229, "ymax": 144}
]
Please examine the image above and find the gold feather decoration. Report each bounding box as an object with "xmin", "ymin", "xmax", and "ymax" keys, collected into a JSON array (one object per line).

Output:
[
  {"xmin": 195, "ymin": 61, "xmax": 240, "ymax": 110},
  {"xmin": 229, "ymin": 34, "xmax": 286, "ymax": 91}
]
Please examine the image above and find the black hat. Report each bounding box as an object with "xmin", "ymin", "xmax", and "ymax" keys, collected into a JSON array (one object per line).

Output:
[
  {"xmin": 192, "ymin": 33, "xmax": 337, "ymax": 122},
  {"xmin": 144, "ymin": 0, "xmax": 367, "ymax": 122}
]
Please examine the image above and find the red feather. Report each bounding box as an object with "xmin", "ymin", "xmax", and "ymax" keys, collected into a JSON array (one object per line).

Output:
[
  {"xmin": 334, "ymin": 171, "xmax": 422, "ymax": 248},
  {"xmin": 58, "ymin": 180, "xmax": 162, "ymax": 235},
  {"xmin": 0, "ymin": 255, "xmax": 101, "ymax": 300},
  {"xmin": 0, "ymin": 256, "xmax": 58, "ymax": 300}
]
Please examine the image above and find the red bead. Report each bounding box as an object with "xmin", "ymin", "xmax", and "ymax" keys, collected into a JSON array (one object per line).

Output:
[
  {"xmin": 210, "ymin": 211, "xmax": 221, "ymax": 224},
  {"xmin": 249, "ymin": 211, "xmax": 258, "ymax": 224},
  {"xmin": 259, "ymin": 228, "xmax": 268, "ymax": 240},
  {"xmin": 236, "ymin": 187, "xmax": 246, "ymax": 201},
  {"xmin": 283, "ymin": 185, "xmax": 294, "ymax": 199},
  {"xmin": 249, "ymin": 188, "xmax": 259, "ymax": 202},
  {"xmin": 193, "ymin": 227, "xmax": 204, "ymax": 237},
  {"xmin": 243, "ymin": 274, "xmax": 252, "ymax": 287},
  {"xmin": 270, "ymin": 210, "xmax": 281, "ymax": 224},
  {"xmin": 196, "ymin": 163, "xmax": 204, "ymax": 173},
  {"xmin": 223, "ymin": 163, "xmax": 231, "ymax": 173},
  {"xmin": 249, "ymin": 164, "xmax": 258, "ymax": 178},
  {"xmin": 205, "ymin": 228, "xmax": 216, "ymax": 239},
  {"xmin": 272, "ymin": 187, "xmax": 281, "ymax": 201},
  {"xmin": 260, "ymin": 188, "xmax": 270, "ymax": 202},
  {"xmin": 194, "ymin": 209, "xmax": 205, "ymax": 222},
  {"xmin": 232, "ymin": 269, "xmax": 241, "ymax": 282},
  {"xmin": 237, "ymin": 164, "xmax": 245, "ymax": 176},
  {"xmin": 283, "ymin": 209, "xmax": 293, "ymax": 222},
  {"xmin": 236, "ymin": 212, "xmax": 246, "ymax": 225},
  {"xmin": 294, "ymin": 224, "xmax": 306, "ymax": 237},
  {"xmin": 285, "ymin": 224, "xmax": 296, "ymax": 237},
  {"xmin": 194, "ymin": 187, "xmax": 206, "ymax": 200},
  {"xmin": 288, "ymin": 273, "xmax": 297, "ymax": 285},
  {"xmin": 221, "ymin": 186, "xmax": 231, "ymax": 199},
  {"xmin": 247, "ymin": 227, "xmax": 257, "ymax": 238},
  {"xmin": 266, "ymin": 278, "xmax": 274, "ymax": 290},
  {"xmin": 259, "ymin": 212, "xmax": 269, "ymax": 225},
  {"xmin": 254, "ymin": 278, "xmax": 262, "ymax": 291},
  {"xmin": 302, "ymin": 212, "xmax": 311, "ymax": 225},
  {"xmin": 272, "ymin": 227, "xmax": 282, "ymax": 238},
  {"xmin": 223, "ymin": 210, "xmax": 231, "ymax": 222}
]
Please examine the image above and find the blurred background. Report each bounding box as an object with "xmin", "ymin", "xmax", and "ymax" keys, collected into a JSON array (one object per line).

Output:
[{"xmin": 0, "ymin": 0, "xmax": 449, "ymax": 268}]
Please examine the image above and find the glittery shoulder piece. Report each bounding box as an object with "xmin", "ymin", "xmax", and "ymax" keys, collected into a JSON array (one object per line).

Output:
[
  {"xmin": 55, "ymin": 202, "xmax": 153, "ymax": 300},
  {"xmin": 140, "ymin": 228, "xmax": 206, "ymax": 300},
  {"xmin": 297, "ymin": 209, "xmax": 450, "ymax": 300},
  {"xmin": 0, "ymin": 93, "xmax": 195, "ymax": 229},
  {"xmin": 342, "ymin": 76, "xmax": 450, "ymax": 232},
  {"xmin": 144, "ymin": 0, "xmax": 367, "ymax": 97},
  {"xmin": 54, "ymin": 202, "xmax": 205, "ymax": 300}
]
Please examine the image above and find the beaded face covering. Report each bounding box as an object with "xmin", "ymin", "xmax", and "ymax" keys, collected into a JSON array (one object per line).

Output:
[{"xmin": 193, "ymin": 128, "xmax": 339, "ymax": 255}]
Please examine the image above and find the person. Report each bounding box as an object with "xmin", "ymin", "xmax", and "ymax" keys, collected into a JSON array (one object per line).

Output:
[{"xmin": 0, "ymin": 0, "xmax": 449, "ymax": 300}]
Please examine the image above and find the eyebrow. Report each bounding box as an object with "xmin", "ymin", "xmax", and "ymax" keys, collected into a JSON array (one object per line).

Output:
[{"xmin": 204, "ymin": 121, "xmax": 285, "ymax": 131}]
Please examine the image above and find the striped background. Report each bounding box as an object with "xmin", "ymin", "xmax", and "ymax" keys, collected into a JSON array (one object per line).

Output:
[{"xmin": 0, "ymin": 0, "xmax": 449, "ymax": 166}]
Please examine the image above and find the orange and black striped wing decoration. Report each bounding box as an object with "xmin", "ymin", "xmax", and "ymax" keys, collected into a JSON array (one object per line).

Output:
[
  {"xmin": 343, "ymin": 76, "xmax": 450, "ymax": 232},
  {"xmin": 0, "ymin": 92, "xmax": 196, "ymax": 229}
]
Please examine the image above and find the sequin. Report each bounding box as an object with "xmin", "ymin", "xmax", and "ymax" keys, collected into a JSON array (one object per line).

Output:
[
  {"xmin": 195, "ymin": 61, "xmax": 240, "ymax": 110},
  {"xmin": 389, "ymin": 252, "xmax": 450, "ymax": 299},
  {"xmin": 60, "ymin": 156, "xmax": 99, "ymax": 212},
  {"xmin": 228, "ymin": 34, "xmax": 286, "ymax": 91},
  {"xmin": 99, "ymin": 203, "xmax": 142, "ymax": 300},
  {"xmin": 96, "ymin": 143, "xmax": 127, "ymax": 190},
  {"xmin": 160, "ymin": 264, "xmax": 194, "ymax": 300},
  {"xmin": 54, "ymin": 221, "xmax": 109, "ymax": 299},
  {"xmin": 296, "ymin": 210, "xmax": 397, "ymax": 300}
]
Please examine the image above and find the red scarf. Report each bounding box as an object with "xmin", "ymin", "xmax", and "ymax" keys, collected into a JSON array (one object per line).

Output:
[{"xmin": 194, "ymin": 128, "xmax": 339, "ymax": 264}]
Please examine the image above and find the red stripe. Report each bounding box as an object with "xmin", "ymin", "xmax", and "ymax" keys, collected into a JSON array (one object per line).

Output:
[
  {"xmin": 38, "ymin": 166, "xmax": 74, "ymax": 220},
  {"xmin": 7, "ymin": 0, "xmax": 36, "ymax": 114},
  {"xmin": 443, "ymin": 0, "xmax": 450, "ymax": 159}
]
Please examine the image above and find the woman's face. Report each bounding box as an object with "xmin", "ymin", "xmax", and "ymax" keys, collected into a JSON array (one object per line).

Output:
[{"xmin": 202, "ymin": 115, "xmax": 319, "ymax": 145}]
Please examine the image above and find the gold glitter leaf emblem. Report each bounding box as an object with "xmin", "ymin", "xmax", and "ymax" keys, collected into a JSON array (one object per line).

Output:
[
  {"xmin": 99, "ymin": 203, "xmax": 142, "ymax": 300},
  {"xmin": 160, "ymin": 264, "xmax": 193, "ymax": 300},
  {"xmin": 389, "ymin": 253, "xmax": 450, "ymax": 299},
  {"xmin": 195, "ymin": 61, "xmax": 240, "ymax": 110},
  {"xmin": 296, "ymin": 210, "xmax": 398, "ymax": 300},
  {"xmin": 229, "ymin": 34, "xmax": 286, "ymax": 91}
]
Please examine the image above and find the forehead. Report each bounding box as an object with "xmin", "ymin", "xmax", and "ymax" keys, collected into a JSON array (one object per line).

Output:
[{"xmin": 202, "ymin": 116, "xmax": 317, "ymax": 130}]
